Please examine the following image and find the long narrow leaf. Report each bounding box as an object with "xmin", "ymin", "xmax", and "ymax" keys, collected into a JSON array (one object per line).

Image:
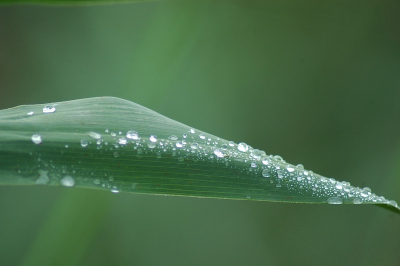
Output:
[{"xmin": 0, "ymin": 97, "xmax": 398, "ymax": 213}]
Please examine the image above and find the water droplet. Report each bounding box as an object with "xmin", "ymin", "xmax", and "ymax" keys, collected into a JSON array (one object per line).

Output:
[
  {"xmin": 176, "ymin": 142, "xmax": 183, "ymax": 148},
  {"xmin": 31, "ymin": 134, "xmax": 42, "ymax": 144},
  {"xmin": 178, "ymin": 156, "xmax": 184, "ymax": 162},
  {"xmin": 213, "ymin": 149, "xmax": 224, "ymax": 158},
  {"xmin": 124, "ymin": 131, "xmax": 138, "ymax": 140},
  {"xmin": 27, "ymin": 111, "xmax": 34, "ymax": 116},
  {"xmin": 111, "ymin": 132, "xmax": 117, "ymax": 137},
  {"xmin": 137, "ymin": 148, "xmax": 143, "ymax": 154},
  {"xmin": 93, "ymin": 179, "xmax": 101, "ymax": 185},
  {"xmin": 360, "ymin": 189, "xmax": 369, "ymax": 197},
  {"xmin": 169, "ymin": 135, "xmax": 178, "ymax": 141},
  {"xmin": 251, "ymin": 162, "xmax": 257, "ymax": 168},
  {"xmin": 335, "ymin": 182, "xmax": 343, "ymax": 190},
  {"xmin": 36, "ymin": 170, "xmax": 49, "ymax": 185},
  {"xmin": 327, "ymin": 197, "xmax": 343, "ymax": 204},
  {"xmin": 111, "ymin": 188, "xmax": 120, "ymax": 193},
  {"xmin": 237, "ymin": 142, "xmax": 248, "ymax": 152},
  {"xmin": 149, "ymin": 135, "xmax": 158, "ymax": 142},
  {"xmin": 296, "ymin": 164, "xmax": 304, "ymax": 170},
  {"xmin": 108, "ymin": 176, "xmax": 114, "ymax": 182},
  {"xmin": 191, "ymin": 143, "xmax": 199, "ymax": 149},
  {"xmin": 228, "ymin": 141, "xmax": 235, "ymax": 147},
  {"xmin": 80, "ymin": 139, "xmax": 88, "ymax": 148},
  {"xmin": 199, "ymin": 134, "xmax": 206, "ymax": 140},
  {"xmin": 190, "ymin": 128, "xmax": 195, "ymax": 134},
  {"xmin": 65, "ymin": 144, "xmax": 69, "ymax": 148},
  {"xmin": 262, "ymin": 169, "xmax": 270, "ymax": 178},
  {"xmin": 261, "ymin": 156, "xmax": 270, "ymax": 165},
  {"xmin": 113, "ymin": 152, "xmax": 119, "ymax": 158},
  {"xmin": 43, "ymin": 105, "xmax": 56, "ymax": 113},
  {"xmin": 251, "ymin": 149, "xmax": 262, "ymax": 159},
  {"xmin": 88, "ymin": 131, "xmax": 102, "ymax": 140},
  {"xmin": 277, "ymin": 169, "xmax": 285, "ymax": 179},
  {"xmin": 60, "ymin": 176, "xmax": 75, "ymax": 187},
  {"xmin": 118, "ymin": 138, "xmax": 127, "ymax": 145},
  {"xmin": 363, "ymin": 187, "xmax": 371, "ymax": 192},
  {"xmin": 353, "ymin": 198, "xmax": 362, "ymax": 204},
  {"xmin": 273, "ymin": 155, "xmax": 284, "ymax": 162},
  {"xmin": 148, "ymin": 143, "xmax": 156, "ymax": 149},
  {"xmin": 105, "ymin": 129, "xmax": 109, "ymax": 133},
  {"xmin": 221, "ymin": 144, "xmax": 228, "ymax": 150},
  {"xmin": 286, "ymin": 166, "xmax": 295, "ymax": 172}
]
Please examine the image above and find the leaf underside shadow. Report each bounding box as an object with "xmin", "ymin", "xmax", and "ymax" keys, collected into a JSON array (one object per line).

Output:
[{"xmin": 0, "ymin": 97, "xmax": 398, "ymax": 214}]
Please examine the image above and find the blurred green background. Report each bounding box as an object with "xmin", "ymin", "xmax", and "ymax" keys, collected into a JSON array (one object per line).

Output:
[{"xmin": 1, "ymin": 1, "xmax": 400, "ymax": 265}]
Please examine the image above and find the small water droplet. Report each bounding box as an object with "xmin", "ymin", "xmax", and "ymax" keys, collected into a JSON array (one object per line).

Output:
[
  {"xmin": 363, "ymin": 187, "xmax": 371, "ymax": 192},
  {"xmin": 360, "ymin": 190, "xmax": 369, "ymax": 197},
  {"xmin": 237, "ymin": 142, "xmax": 248, "ymax": 152},
  {"xmin": 113, "ymin": 152, "xmax": 119, "ymax": 158},
  {"xmin": 126, "ymin": 130, "xmax": 140, "ymax": 140},
  {"xmin": 213, "ymin": 149, "xmax": 224, "ymax": 158},
  {"xmin": 27, "ymin": 111, "xmax": 34, "ymax": 116},
  {"xmin": 251, "ymin": 162, "xmax": 257, "ymax": 168},
  {"xmin": 111, "ymin": 188, "xmax": 120, "ymax": 193},
  {"xmin": 199, "ymin": 134, "xmax": 206, "ymax": 140},
  {"xmin": 88, "ymin": 131, "xmax": 102, "ymax": 140},
  {"xmin": 65, "ymin": 144, "xmax": 69, "ymax": 148},
  {"xmin": 296, "ymin": 164, "xmax": 304, "ymax": 170},
  {"xmin": 327, "ymin": 197, "xmax": 343, "ymax": 204},
  {"xmin": 80, "ymin": 139, "xmax": 88, "ymax": 148},
  {"xmin": 169, "ymin": 135, "xmax": 178, "ymax": 141},
  {"xmin": 118, "ymin": 138, "xmax": 127, "ymax": 145},
  {"xmin": 36, "ymin": 170, "xmax": 49, "ymax": 185},
  {"xmin": 190, "ymin": 128, "xmax": 195, "ymax": 134},
  {"xmin": 335, "ymin": 182, "xmax": 343, "ymax": 190},
  {"xmin": 149, "ymin": 135, "xmax": 157, "ymax": 142},
  {"xmin": 262, "ymin": 169, "xmax": 270, "ymax": 178},
  {"xmin": 105, "ymin": 129, "xmax": 109, "ymax": 133},
  {"xmin": 137, "ymin": 148, "xmax": 143, "ymax": 154},
  {"xmin": 178, "ymin": 156, "xmax": 184, "ymax": 162},
  {"xmin": 108, "ymin": 176, "xmax": 114, "ymax": 182},
  {"xmin": 148, "ymin": 143, "xmax": 156, "ymax": 149},
  {"xmin": 221, "ymin": 144, "xmax": 228, "ymax": 150},
  {"xmin": 31, "ymin": 134, "xmax": 42, "ymax": 144},
  {"xmin": 60, "ymin": 176, "xmax": 75, "ymax": 187},
  {"xmin": 286, "ymin": 166, "xmax": 295, "ymax": 172},
  {"xmin": 43, "ymin": 105, "xmax": 56, "ymax": 113},
  {"xmin": 251, "ymin": 149, "xmax": 262, "ymax": 159},
  {"xmin": 93, "ymin": 179, "xmax": 101, "ymax": 185},
  {"xmin": 191, "ymin": 143, "xmax": 198, "ymax": 149},
  {"xmin": 353, "ymin": 198, "xmax": 362, "ymax": 204},
  {"xmin": 176, "ymin": 142, "xmax": 183, "ymax": 148},
  {"xmin": 111, "ymin": 132, "xmax": 117, "ymax": 137},
  {"xmin": 261, "ymin": 156, "xmax": 270, "ymax": 165},
  {"xmin": 228, "ymin": 141, "xmax": 235, "ymax": 146}
]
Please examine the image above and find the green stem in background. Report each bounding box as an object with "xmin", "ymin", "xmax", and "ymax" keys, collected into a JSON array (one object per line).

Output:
[
  {"xmin": 0, "ymin": 97, "xmax": 398, "ymax": 214},
  {"xmin": 21, "ymin": 188, "xmax": 114, "ymax": 266}
]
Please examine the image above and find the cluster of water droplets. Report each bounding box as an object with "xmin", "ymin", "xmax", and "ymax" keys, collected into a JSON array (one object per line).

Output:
[{"xmin": 25, "ymin": 104, "xmax": 399, "ymax": 207}]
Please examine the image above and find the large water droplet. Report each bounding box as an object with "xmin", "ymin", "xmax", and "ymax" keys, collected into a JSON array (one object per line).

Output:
[
  {"xmin": 149, "ymin": 135, "xmax": 158, "ymax": 142},
  {"xmin": 335, "ymin": 182, "xmax": 343, "ymax": 190},
  {"xmin": 126, "ymin": 130, "xmax": 140, "ymax": 140},
  {"xmin": 43, "ymin": 105, "xmax": 56, "ymax": 113},
  {"xmin": 80, "ymin": 139, "xmax": 88, "ymax": 148},
  {"xmin": 213, "ymin": 149, "xmax": 224, "ymax": 158},
  {"xmin": 31, "ymin": 134, "xmax": 42, "ymax": 144},
  {"xmin": 237, "ymin": 142, "xmax": 248, "ymax": 152},
  {"xmin": 60, "ymin": 176, "xmax": 75, "ymax": 187},
  {"xmin": 327, "ymin": 197, "xmax": 343, "ymax": 204}
]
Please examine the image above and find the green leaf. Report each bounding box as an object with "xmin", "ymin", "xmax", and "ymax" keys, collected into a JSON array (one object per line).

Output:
[
  {"xmin": 0, "ymin": 97, "xmax": 398, "ymax": 213},
  {"xmin": 0, "ymin": 0, "xmax": 151, "ymax": 6}
]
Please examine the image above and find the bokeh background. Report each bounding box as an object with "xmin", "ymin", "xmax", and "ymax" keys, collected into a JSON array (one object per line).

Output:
[{"xmin": 1, "ymin": 1, "xmax": 400, "ymax": 265}]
